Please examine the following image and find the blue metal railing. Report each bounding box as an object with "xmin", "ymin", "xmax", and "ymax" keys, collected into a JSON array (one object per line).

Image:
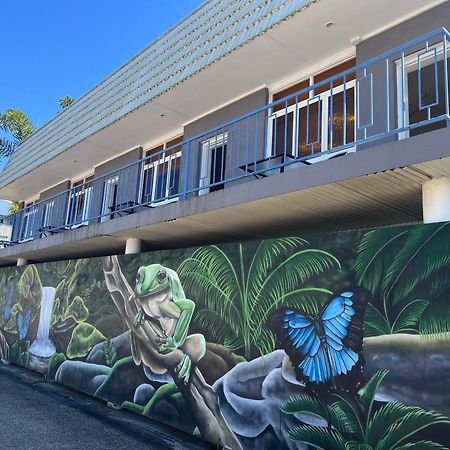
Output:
[{"xmin": 6, "ymin": 27, "xmax": 450, "ymax": 246}]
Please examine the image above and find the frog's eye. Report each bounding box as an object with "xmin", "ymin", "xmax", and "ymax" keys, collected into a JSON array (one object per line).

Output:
[
  {"xmin": 157, "ymin": 270, "xmax": 166, "ymax": 284},
  {"xmin": 136, "ymin": 271, "xmax": 143, "ymax": 285}
]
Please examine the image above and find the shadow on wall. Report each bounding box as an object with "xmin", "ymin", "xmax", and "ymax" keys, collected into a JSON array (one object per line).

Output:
[{"xmin": 0, "ymin": 224, "xmax": 450, "ymax": 449}]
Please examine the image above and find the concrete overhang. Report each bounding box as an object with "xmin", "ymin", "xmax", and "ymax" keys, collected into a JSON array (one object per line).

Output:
[
  {"xmin": 1, "ymin": 127, "xmax": 449, "ymax": 266},
  {"xmin": 0, "ymin": 0, "xmax": 445, "ymax": 202}
]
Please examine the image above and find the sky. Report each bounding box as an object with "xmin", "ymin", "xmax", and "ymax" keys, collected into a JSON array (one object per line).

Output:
[{"xmin": 0, "ymin": 0, "xmax": 204, "ymax": 129}]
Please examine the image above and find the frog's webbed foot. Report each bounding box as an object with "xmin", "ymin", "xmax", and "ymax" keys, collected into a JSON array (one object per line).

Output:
[
  {"xmin": 133, "ymin": 309, "xmax": 145, "ymax": 327},
  {"xmin": 176, "ymin": 354, "xmax": 192, "ymax": 384}
]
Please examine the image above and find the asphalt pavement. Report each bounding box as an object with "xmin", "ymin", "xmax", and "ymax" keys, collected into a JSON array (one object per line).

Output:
[{"xmin": 0, "ymin": 362, "xmax": 215, "ymax": 450}]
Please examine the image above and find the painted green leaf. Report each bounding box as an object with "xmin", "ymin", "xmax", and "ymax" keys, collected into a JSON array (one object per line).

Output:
[
  {"xmin": 64, "ymin": 296, "xmax": 89, "ymax": 322},
  {"xmin": 66, "ymin": 323, "xmax": 106, "ymax": 359}
]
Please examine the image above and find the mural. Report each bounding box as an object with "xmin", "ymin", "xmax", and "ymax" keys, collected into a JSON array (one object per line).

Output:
[{"xmin": 0, "ymin": 223, "xmax": 450, "ymax": 449}]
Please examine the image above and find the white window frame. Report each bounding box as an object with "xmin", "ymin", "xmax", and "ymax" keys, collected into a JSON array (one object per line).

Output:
[
  {"xmin": 19, "ymin": 206, "xmax": 38, "ymax": 242},
  {"xmin": 266, "ymin": 80, "xmax": 357, "ymax": 163},
  {"xmin": 395, "ymin": 42, "xmax": 449, "ymax": 140},
  {"xmin": 199, "ymin": 132, "xmax": 228, "ymax": 196},
  {"xmin": 140, "ymin": 150, "xmax": 182, "ymax": 206},
  {"xmin": 101, "ymin": 176, "xmax": 119, "ymax": 222},
  {"xmin": 66, "ymin": 186, "xmax": 93, "ymax": 228},
  {"xmin": 42, "ymin": 200, "xmax": 55, "ymax": 229}
]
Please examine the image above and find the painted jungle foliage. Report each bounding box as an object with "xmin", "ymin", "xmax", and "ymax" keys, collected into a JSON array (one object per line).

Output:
[{"xmin": 1, "ymin": 222, "xmax": 450, "ymax": 449}]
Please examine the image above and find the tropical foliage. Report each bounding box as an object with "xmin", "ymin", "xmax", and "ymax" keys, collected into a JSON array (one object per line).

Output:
[
  {"xmin": 0, "ymin": 109, "xmax": 33, "ymax": 157},
  {"xmin": 354, "ymin": 223, "xmax": 450, "ymax": 338},
  {"xmin": 178, "ymin": 237, "xmax": 340, "ymax": 359},
  {"xmin": 59, "ymin": 96, "xmax": 74, "ymax": 110},
  {"xmin": 282, "ymin": 370, "xmax": 449, "ymax": 449}
]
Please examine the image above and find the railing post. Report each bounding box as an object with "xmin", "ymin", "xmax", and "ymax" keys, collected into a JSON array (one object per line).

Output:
[{"xmin": 183, "ymin": 141, "xmax": 191, "ymax": 199}]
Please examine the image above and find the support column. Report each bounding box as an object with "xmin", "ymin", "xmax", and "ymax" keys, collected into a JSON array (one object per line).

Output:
[
  {"xmin": 17, "ymin": 258, "xmax": 28, "ymax": 267},
  {"xmin": 125, "ymin": 238, "xmax": 142, "ymax": 255},
  {"xmin": 422, "ymin": 177, "xmax": 450, "ymax": 223}
]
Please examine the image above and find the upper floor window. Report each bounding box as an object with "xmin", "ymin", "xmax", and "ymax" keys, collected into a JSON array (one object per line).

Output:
[
  {"xmin": 269, "ymin": 59, "xmax": 357, "ymax": 163},
  {"xmin": 67, "ymin": 175, "xmax": 94, "ymax": 228},
  {"xmin": 199, "ymin": 132, "xmax": 228, "ymax": 195},
  {"xmin": 141, "ymin": 136, "xmax": 183, "ymax": 205},
  {"xmin": 397, "ymin": 44, "xmax": 449, "ymax": 138},
  {"xmin": 19, "ymin": 202, "xmax": 38, "ymax": 242}
]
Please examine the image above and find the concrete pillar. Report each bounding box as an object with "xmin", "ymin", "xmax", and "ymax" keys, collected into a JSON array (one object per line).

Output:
[
  {"xmin": 17, "ymin": 258, "xmax": 28, "ymax": 267},
  {"xmin": 125, "ymin": 238, "xmax": 142, "ymax": 255},
  {"xmin": 423, "ymin": 177, "xmax": 450, "ymax": 223}
]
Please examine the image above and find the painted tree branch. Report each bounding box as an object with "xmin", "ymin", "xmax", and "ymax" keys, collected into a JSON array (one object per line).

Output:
[
  {"xmin": 0, "ymin": 330, "xmax": 9, "ymax": 362},
  {"xmin": 101, "ymin": 255, "xmax": 242, "ymax": 450}
]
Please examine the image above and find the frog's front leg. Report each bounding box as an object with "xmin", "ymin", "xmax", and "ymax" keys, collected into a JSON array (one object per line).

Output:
[
  {"xmin": 176, "ymin": 354, "xmax": 192, "ymax": 384},
  {"xmin": 133, "ymin": 308, "xmax": 145, "ymax": 327}
]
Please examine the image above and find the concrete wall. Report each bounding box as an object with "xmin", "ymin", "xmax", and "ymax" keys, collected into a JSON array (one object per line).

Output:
[{"xmin": 1, "ymin": 223, "xmax": 450, "ymax": 448}]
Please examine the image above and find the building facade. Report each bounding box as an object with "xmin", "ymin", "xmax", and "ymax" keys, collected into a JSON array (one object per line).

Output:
[{"xmin": 1, "ymin": 1, "xmax": 450, "ymax": 448}]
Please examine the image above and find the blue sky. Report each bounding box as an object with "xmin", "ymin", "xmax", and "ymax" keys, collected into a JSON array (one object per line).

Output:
[{"xmin": 0, "ymin": 0, "xmax": 204, "ymax": 129}]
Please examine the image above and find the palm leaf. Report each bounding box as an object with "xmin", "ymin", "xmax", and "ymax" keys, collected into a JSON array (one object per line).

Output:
[
  {"xmin": 391, "ymin": 299, "xmax": 429, "ymax": 334},
  {"xmin": 193, "ymin": 309, "xmax": 240, "ymax": 347},
  {"xmin": 329, "ymin": 395, "xmax": 364, "ymax": 440},
  {"xmin": 419, "ymin": 297, "xmax": 450, "ymax": 338},
  {"xmin": 376, "ymin": 408, "xmax": 449, "ymax": 450},
  {"xmin": 355, "ymin": 227, "xmax": 410, "ymax": 293},
  {"xmin": 0, "ymin": 137, "xmax": 16, "ymax": 158},
  {"xmin": 246, "ymin": 237, "xmax": 307, "ymax": 300},
  {"xmin": 395, "ymin": 441, "xmax": 448, "ymax": 450},
  {"xmin": 288, "ymin": 425, "xmax": 347, "ymax": 449},
  {"xmin": 383, "ymin": 223, "xmax": 450, "ymax": 305},
  {"xmin": 359, "ymin": 370, "xmax": 389, "ymax": 424},
  {"xmin": 251, "ymin": 249, "xmax": 340, "ymax": 321},
  {"xmin": 254, "ymin": 327, "xmax": 277, "ymax": 355},
  {"xmin": 364, "ymin": 303, "xmax": 391, "ymax": 336},
  {"xmin": 282, "ymin": 394, "xmax": 328, "ymax": 421}
]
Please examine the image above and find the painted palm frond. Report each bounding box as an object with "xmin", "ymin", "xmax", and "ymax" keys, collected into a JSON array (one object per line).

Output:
[
  {"xmin": 178, "ymin": 238, "xmax": 339, "ymax": 359},
  {"xmin": 355, "ymin": 223, "xmax": 450, "ymax": 338},
  {"xmin": 355, "ymin": 227, "xmax": 410, "ymax": 294},
  {"xmin": 419, "ymin": 297, "xmax": 450, "ymax": 338},
  {"xmin": 283, "ymin": 371, "xmax": 449, "ymax": 449},
  {"xmin": 383, "ymin": 223, "xmax": 450, "ymax": 305},
  {"xmin": 288, "ymin": 425, "xmax": 347, "ymax": 450}
]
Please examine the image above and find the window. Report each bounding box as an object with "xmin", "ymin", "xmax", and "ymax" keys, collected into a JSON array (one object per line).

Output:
[
  {"xmin": 141, "ymin": 136, "xmax": 182, "ymax": 205},
  {"xmin": 269, "ymin": 59, "xmax": 356, "ymax": 163},
  {"xmin": 42, "ymin": 200, "xmax": 55, "ymax": 229},
  {"xmin": 199, "ymin": 132, "xmax": 228, "ymax": 195},
  {"xmin": 19, "ymin": 203, "xmax": 38, "ymax": 241},
  {"xmin": 101, "ymin": 176, "xmax": 119, "ymax": 222},
  {"xmin": 67, "ymin": 176, "xmax": 93, "ymax": 228},
  {"xmin": 397, "ymin": 44, "xmax": 449, "ymax": 139}
]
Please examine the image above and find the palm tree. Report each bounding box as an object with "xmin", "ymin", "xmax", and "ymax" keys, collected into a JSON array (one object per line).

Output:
[
  {"xmin": 282, "ymin": 370, "xmax": 449, "ymax": 449},
  {"xmin": 354, "ymin": 223, "xmax": 450, "ymax": 337},
  {"xmin": 177, "ymin": 238, "xmax": 340, "ymax": 359},
  {"xmin": 0, "ymin": 109, "xmax": 33, "ymax": 157},
  {"xmin": 59, "ymin": 96, "xmax": 74, "ymax": 110}
]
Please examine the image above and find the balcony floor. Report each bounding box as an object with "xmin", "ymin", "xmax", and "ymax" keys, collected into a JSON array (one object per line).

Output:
[{"xmin": 1, "ymin": 127, "xmax": 449, "ymax": 266}]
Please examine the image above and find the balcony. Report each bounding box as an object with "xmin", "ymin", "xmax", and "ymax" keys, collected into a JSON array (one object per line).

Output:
[{"xmin": 5, "ymin": 27, "xmax": 450, "ymax": 248}]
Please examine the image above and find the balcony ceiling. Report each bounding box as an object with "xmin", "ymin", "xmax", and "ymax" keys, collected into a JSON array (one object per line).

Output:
[{"xmin": 0, "ymin": 0, "xmax": 445, "ymax": 201}]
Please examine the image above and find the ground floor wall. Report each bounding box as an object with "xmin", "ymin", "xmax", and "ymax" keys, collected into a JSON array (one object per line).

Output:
[{"xmin": 0, "ymin": 222, "xmax": 450, "ymax": 449}]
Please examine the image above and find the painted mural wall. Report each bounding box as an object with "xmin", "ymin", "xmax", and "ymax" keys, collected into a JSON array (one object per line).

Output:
[{"xmin": 1, "ymin": 222, "xmax": 450, "ymax": 449}]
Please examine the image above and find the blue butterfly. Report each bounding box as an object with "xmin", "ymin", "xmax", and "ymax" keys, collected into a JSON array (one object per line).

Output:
[
  {"xmin": 269, "ymin": 288, "xmax": 370, "ymax": 391},
  {"xmin": 17, "ymin": 309, "xmax": 31, "ymax": 340}
]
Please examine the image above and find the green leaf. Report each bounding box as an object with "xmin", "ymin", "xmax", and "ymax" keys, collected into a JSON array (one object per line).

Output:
[
  {"xmin": 281, "ymin": 394, "xmax": 327, "ymax": 421},
  {"xmin": 395, "ymin": 441, "xmax": 448, "ymax": 450},
  {"xmin": 383, "ymin": 223, "xmax": 450, "ymax": 305},
  {"xmin": 419, "ymin": 297, "xmax": 450, "ymax": 338},
  {"xmin": 355, "ymin": 227, "xmax": 410, "ymax": 293},
  {"xmin": 375, "ymin": 407, "xmax": 449, "ymax": 450},
  {"xmin": 329, "ymin": 395, "xmax": 364, "ymax": 440},
  {"xmin": 391, "ymin": 299, "xmax": 428, "ymax": 334},
  {"xmin": 364, "ymin": 303, "xmax": 391, "ymax": 336},
  {"xmin": 359, "ymin": 370, "xmax": 389, "ymax": 423},
  {"xmin": 288, "ymin": 425, "xmax": 346, "ymax": 449},
  {"xmin": 66, "ymin": 323, "xmax": 106, "ymax": 359}
]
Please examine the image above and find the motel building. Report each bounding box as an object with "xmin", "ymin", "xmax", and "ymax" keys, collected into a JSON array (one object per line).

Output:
[{"xmin": 1, "ymin": 1, "xmax": 450, "ymax": 449}]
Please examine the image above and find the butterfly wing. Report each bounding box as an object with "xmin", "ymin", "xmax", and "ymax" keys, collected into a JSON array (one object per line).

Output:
[
  {"xmin": 269, "ymin": 308, "xmax": 332, "ymax": 384},
  {"xmin": 269, "ymin": 288, "xmax": 370, "ymax": 389},
  {"xmin": 17, "ymin": 312, "xmax": 24, "ymax": 339}
]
